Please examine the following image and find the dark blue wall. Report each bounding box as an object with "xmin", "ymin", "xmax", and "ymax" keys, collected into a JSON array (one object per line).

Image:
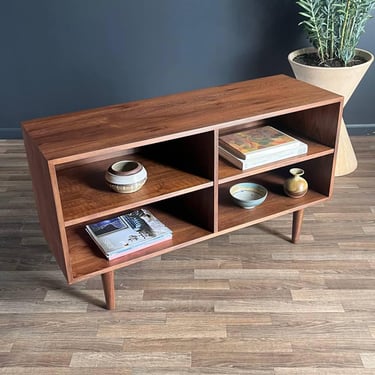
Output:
[{"xmin": 1, "ymin": 0, "xmax": 374, "ymax": 138}]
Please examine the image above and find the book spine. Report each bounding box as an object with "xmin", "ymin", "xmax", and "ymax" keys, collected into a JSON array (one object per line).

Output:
[
  {"xmin": 219, "ymin": 146, "xmax": 246, "ymax": 169},
  {"xmin": 219, "ymin": 139, "xmax": 248, "ymax": 160}
]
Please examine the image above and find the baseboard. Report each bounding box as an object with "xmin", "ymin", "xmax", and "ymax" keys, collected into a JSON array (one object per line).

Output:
[
  {"xmin": 1, "ymin": 125, "xmax": 374, "ymax": 139},
  {"xmin": 347, "ymin": 124, "xmax": 375, "ymax": 136},
  {"xmin": 0, "ymin": 128, "xmax": 23, "ymax": 139}
]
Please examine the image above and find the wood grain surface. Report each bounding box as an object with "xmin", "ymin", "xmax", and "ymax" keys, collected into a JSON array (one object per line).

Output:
[
  {"xmin": 21, "ymin": 75, "xmax": 341, "ymax": 163},
  {"xmin": 1, "ymin": 136, "xmax": 374, "ymax": 373}
]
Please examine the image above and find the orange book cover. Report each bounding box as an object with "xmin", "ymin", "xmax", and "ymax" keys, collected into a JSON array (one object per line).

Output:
[{"xmin": 219, "ymin": 126, "xmax": 298, "ymax": 160}]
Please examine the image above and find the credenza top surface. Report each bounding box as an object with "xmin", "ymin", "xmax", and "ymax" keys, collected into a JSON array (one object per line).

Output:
[{"xmin": 21, "ymin": 74, "xmax": 342, "ymax": 163}]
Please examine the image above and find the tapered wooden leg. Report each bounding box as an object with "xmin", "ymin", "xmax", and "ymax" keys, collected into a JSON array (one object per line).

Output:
[
  {"xmin": 101, "ymin": 271, "xmax": 115, "ymax": 310},
  {"xmin": 292, "ymin": 209, "xmax": 304, "ymax": 244}
]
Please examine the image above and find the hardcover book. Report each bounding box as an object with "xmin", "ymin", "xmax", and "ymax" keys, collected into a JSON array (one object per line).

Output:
[
  {"xmin": 219, "ymin": 141, "xmax": 308, "ymax": 170},
  {"xmin": 219, "ymin": 126, "xmax": 306, "ymax": 160},
  {"xmin": 85, "ymin": 209, "xmax": 172, "ymax": 260}
]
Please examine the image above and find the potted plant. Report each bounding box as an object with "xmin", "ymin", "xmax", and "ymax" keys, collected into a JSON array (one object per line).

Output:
[{"xmin": 288, "ymin": 0, "xmax": 375, "ymax": 176}]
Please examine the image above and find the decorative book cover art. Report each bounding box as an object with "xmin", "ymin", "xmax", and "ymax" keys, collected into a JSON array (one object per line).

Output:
[
  {"xmin": 219, "ymin": 126, "xmax": 298, "ymax": 160},
  {"xmin": 85, "ymin": 209, "xmax": 172, "ymax": 258}
]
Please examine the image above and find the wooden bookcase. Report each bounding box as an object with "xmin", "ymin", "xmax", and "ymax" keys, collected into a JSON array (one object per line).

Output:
[{"xmin": 22, "ymin": 75, "xmax": 343, "ymax": 309}]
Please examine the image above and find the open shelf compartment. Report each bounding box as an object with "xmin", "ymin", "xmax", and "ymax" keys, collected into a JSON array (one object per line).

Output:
[
  {"xmin": 57, "ymin": 131, "xmax": 215, "ymax": 227},
  {"xmin": 67, "ymin": 203, "xmax": 213, "ymax": 282},
  {"xmin": 218, "ymin": 130, "xmax": 335, "ymax": 184},
  {"xmin": 218, "ymin": 137, "xmax": 334, "ymax": 183},
  {"xmin": 218, "ymin": 160, "xmax": 333, "ymax": 232},
  {"xmin": 66, "ymin": 187, "xmax": 216, "ymax": 282}
]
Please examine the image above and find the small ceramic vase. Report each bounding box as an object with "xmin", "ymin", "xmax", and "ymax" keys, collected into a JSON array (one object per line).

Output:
[
  {"xmin": 105, "ymin": 160, "xmax": 147, "ymax": 193},
  {"xmin": 283, "ymin": 168, "xmax": 308, "ymax": 198}
]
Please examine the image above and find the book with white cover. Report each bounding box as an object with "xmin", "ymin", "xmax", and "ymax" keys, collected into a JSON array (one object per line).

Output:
[
  {"xmin": 219, "ymin": 139, "xmax": 308, "ymax": 170},
  {"xmin": 85, "ymin": 209, "xmax": 172, "ymax": 260}
]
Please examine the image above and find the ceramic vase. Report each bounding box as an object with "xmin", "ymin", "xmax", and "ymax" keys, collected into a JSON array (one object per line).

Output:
[
  {"xmin": 105, "ymin": 160, "xmax": 147, "ymax": 193},
  {"xmin": 288, "ymin": 47, "xmax": 374, "ymax": 176},
  {"xmin": 284, "ymin": 168, "xmax": 308, "ymax": 198}
]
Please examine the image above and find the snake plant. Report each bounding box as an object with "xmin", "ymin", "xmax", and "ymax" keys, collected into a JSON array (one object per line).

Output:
[{"xmin": 296, "ymin": 0, "xmax": 375, "ymax": 66}]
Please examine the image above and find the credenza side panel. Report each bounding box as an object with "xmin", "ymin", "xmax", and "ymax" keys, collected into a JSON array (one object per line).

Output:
[{"xmin": 22, "ymin": 129, "xmax": 71, "ymax": 281}]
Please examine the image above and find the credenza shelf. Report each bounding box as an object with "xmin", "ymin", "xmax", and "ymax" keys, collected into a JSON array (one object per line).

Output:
[
  {"xmin": 67, "ymin": 206, "xmax": 212, "ymax": 282},
  {"xmin": 218, "ymin": 136, "xmax": 334, "ymax": 182},
  {"xmin": 58, "ymin": 152, "xmax": 214, "ymax": 227},
  {"xmin": 22, "ymin": 74, "xmax": 343, "ymax": 309}
]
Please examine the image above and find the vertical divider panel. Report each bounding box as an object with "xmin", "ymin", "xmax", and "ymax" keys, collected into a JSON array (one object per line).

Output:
[
  {"xmin": 141, "ymin": 131, "xmax": 215, "ymax": 180},
  {"xmin": 151, "ymin": 130, "xmax": 217, "ymax": 233},
  {"xmin": 213, "ymin": 129, "xmax": 220, "ymax": 233}
]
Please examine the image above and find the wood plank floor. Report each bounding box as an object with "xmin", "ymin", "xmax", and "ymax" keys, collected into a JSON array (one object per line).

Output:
[{"xmin": 0, "ymin": 137, "xmax": 374, "ymax": 374}]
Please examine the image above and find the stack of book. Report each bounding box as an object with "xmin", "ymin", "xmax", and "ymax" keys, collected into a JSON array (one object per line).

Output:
[
  {"xmin": 219, "ymin": 125, "xmax": 308, "ymax": 170},
  {"xmin": 85, "ymin": 208, "xmax": 172, "ymax": 260}
]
